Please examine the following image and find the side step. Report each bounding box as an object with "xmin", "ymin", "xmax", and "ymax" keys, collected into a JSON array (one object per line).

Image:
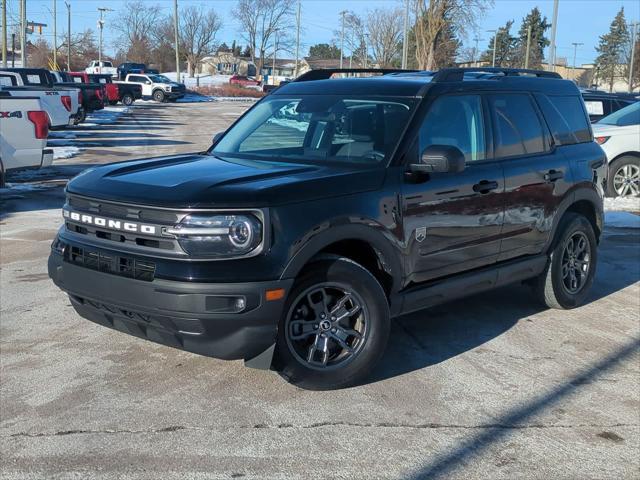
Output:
[{"xmin": 392, "ymin": 255, "xmax": 548, "ymax": 317}]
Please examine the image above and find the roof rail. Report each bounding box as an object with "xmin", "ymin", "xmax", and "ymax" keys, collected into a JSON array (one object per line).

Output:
[
  {"xmin": 294, "ymin": 68, "xmax": 418, "ymax": 82},
  {"xmin": 432, "ymin": 67, "xmax": 562, "ymax": 82}
]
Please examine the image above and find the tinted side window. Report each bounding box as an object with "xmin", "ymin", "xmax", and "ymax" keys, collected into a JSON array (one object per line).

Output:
[
  {"xmin": 128, "ymin": 76, "xmax": 145, "ymax": 83},
  {"xmin": 536, "ymin": 94, "xmax": 591, "ymax": 144},
  {"xmin": 489, "ymin": 94, "xmax": 546, "ymax": 158},
  {"xmin": 419, "ymin": 94, "xmax": 486, "ymax": 162}
]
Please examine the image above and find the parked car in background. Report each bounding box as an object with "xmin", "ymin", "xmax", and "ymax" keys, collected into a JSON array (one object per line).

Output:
[
  {"xmin": 593, "ymin": 102, "xmax": 640, "ymax": 197},
  {"xmin": 117, "ymin": 63, "xmax": 147, "ymax": 81},
  {"xmin": 581, "ymin": 91, "xmax": 638, "ymax": 123},
  {"xmin": 0, "ymin": 69, "xmax": 79, "ymax": 128},
  {"xmin": 69, "ymin": 72, "xmax": 119, "ymax": 106},
  {"xmin": 0, "ymin": 96, "xmax": 52, "ymax": 187},
  {"xmin": 121, "ymin": 73, "xmax": 185, "ymax": 102},
  {"xmin": 229, "ymin": 75, "xmax": 261, "ymax": 87},
  {"xmin": 84, "ymin": 72, "xmax": 142, "ymax": 106},
  {"xmin": 85, "ymin": 60, "xmax": 117, "ymax": 77},
  {"xmin": 49, "ymin": 70, "xmax": 104, "ymax": 122}
]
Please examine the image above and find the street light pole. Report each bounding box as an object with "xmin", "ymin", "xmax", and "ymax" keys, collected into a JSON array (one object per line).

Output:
[
  {"xmin": 20, "ymin": 0, "xmax": 26, "ymax": 67},
  {"xmin": 173, "ymin": 0, "xmax": 179, "ymax": 82},
  {"xmin": 52, "ymin": 0, "xmax": 57, "ymax": 69},
  {"xmin": 524, "ymin": 24, "xmax": 532, "ymax": 69},
  {"xmin": 628, "ymin": 22, "xmax": 638, "ymax": 93},
  {"xmin": 339, "ymin": 10, "xmax": 346, "ymax": 69},
  {"xmin": 401, "ymin": 0, "xmax": 409, "ymax": 69},
  {"xmin": 487, "ymin": 30, "xmax": 497, "ymax": 68},
  {"xmin": 549, "ymin": 0, "xmax": 559, "ymax": 71},
  {"xmin": 272, "ymin": 29, "xmax": 278, "ymax": 84},
  {"xmin": 96, "ymin": 7, "xmax": 112, "ymax": 74},
  {"xmin": 65, "ymin": 1, "xmax": 70, "ymax": 70}
]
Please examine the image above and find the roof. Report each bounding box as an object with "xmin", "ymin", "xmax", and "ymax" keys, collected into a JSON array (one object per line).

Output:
[{"xmin": 275, "ymin": 68, "xmax": 581, "ymax": 97}]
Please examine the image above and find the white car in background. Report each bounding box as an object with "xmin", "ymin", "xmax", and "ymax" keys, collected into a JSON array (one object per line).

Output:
[
  {"xmin": 85, "ymin": 61, "xmax": 118, "ymax": 77},
  {"xmin": 592, "ymin": 102, "xmax": 640, "ymax": 197}
]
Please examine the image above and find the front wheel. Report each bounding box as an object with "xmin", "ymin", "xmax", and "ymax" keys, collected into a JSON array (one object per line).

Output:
[
  {"xmin": 274, "ymin": 257, "xmax": 390, "ymax": 390},
  {"xmin": 533, "ymin": 213, "xmax": 597, "ymax": 309},
  {"xmin": 152, "ymin": 90, "xmax": 165, "ymax": 102},
  {"xmin": 121, "ymin": 93, "xmax": 134, "ymax": 106},
  {"xmin": 607, "ymin": 156, "xmax": 640, "ymax": 197}
]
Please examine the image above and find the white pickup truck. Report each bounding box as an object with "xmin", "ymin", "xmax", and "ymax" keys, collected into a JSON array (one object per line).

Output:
[
  {"xmin": 0, "ymin": 96, "xmax": 53, "ymax": 187},
  {"xmin": 0, "ymin": 69, "xmax": 80, "ymax": 128},
  {"xmin": 121, "ymin": 73, "xmax": 186, "ymax": 102},
  {"xmin": 85, "ymin": 60, "xmax": 118, "ymax": 77}
]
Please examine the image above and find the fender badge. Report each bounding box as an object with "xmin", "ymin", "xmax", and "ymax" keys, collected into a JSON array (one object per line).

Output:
[{"xmin": 415, "ymin": 227, "xmax": 427, "ymax": 242}]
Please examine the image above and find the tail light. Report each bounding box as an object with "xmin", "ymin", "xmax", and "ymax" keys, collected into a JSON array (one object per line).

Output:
[
  {"xmin": 61, "ymin": 95, "xmax": 72, "ymax": 111},
  {"xmin": 595, "ymin": 136, "xmax": 610, "ymax": 145},
  {"xmin": 27, "ymin": 111, "xmax": 49, "ymax": 139}
]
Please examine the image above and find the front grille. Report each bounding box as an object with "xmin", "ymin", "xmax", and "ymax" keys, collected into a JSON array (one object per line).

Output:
[{"xmin": 67, "ymin": 245, "xmax": 156, "ymax": 281}]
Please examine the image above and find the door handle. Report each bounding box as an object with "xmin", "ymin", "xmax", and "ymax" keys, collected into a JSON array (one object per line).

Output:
[
  {"xmin": 472, "ymin": 180, "xmax": 499, "ymax": 194},
  {"xmin": 544, "ymin": 170, "xmax": 564, "ymax": 182}
]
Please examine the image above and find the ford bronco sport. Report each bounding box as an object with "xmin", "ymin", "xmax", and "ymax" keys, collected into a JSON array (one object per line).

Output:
[{"xmin": 48, "ymin": 68, "xmax": 606, "ymax": 390}]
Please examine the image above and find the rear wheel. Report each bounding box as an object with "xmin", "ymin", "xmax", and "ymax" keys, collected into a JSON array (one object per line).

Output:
[
  {"xmin": 607, "ymin": 156, "xmax": 640, "ymax": 197},
  {"xmin": 533, "ymin": 213, "xmax": 597, "ymax": 309},
  {"xmin": 152, "ymin": 89, "xmax": 165, "ymax": 102},
  {"xmin": 274, "ymin": 257, "xmax": 390, "ymax": 390},
  {"xmin": 121, "ymin": 93, "xmax": 134, "ymax": 106}
]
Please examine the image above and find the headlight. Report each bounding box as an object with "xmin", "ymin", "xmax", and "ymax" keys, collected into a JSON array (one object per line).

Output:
[
  {"xmin": 165, "ymin": 86, "xmax": 172, "ymax": 91},
  {"xmin": 165, "ymin": 213, "xmax": 263, "ymax": 258}
]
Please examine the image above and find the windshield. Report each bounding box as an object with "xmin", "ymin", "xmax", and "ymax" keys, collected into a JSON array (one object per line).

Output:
[
  {"xmin": 597, "ymin": 101, "xmax": 640, "ymax": 126},
  {"xmin": 212, "ymin": 95, "xmax": 417, "ymax": 164},
  {"xmin": 148, "ymin": 74, "xmax": 172, "ymax": 83}
]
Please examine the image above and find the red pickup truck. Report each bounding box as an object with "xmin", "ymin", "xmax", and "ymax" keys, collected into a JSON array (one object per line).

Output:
[
  {"xmin": 69, "ymin": 72, "xmax": 118, "ymax": 104},
  {"xmin": 229, "ymin": 75, "xmax": 261, "ymax": 87}
]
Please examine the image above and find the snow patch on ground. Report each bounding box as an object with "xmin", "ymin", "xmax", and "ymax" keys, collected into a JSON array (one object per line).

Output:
[
  {"xmin": 52, "ymin": 146, "xmax": 81, "ymax": 159},
  {"xmin": 85, "ymin": 105, "xmax": 130, "ymax": 124},
  {"xmin": 0, "ymin": 182, "xmax": 57, "ymax": 193},
  {"xmin": 604, "ymin": 196, "xmax": 640, "ymax": 212}
]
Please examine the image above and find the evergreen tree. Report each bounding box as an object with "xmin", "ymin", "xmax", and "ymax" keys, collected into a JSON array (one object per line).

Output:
[
  {"xmin": 516, "ymin": 7, "xmax": 550, "ymax": 68},
  {"xmin": 595, "ymin": 7, "xmax": 629, "ymax": 92},
  {"xmin": 480, "ymin": 20, "xmax": 517, "ymax": 67},
  {"xmin": 242, "ymin": 45, "xmax": 252, "ymax": 58},
  {"xmin": 308, "ymin": 43, "xmax": 341, "ymax": 59}
]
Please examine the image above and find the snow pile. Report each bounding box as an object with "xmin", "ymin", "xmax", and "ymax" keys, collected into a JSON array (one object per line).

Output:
[
  {"xmin": 52, "ymin": 146, "xmax": 81, "ymax": 159},
  {"xmin": 85, "ymin": 105, "xmax": 130, "ymax": 125},
  {"xmin": 604, "ymin": 196, "xmax": 640, "ymax": 212}
]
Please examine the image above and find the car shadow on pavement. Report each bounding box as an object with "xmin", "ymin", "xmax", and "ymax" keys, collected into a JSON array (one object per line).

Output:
[{"xmin": 403, "ymin": 335, "xmax": 640, "ymax": 480}]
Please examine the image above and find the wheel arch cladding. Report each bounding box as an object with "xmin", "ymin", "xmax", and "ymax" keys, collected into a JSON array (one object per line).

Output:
[{"xmin": 280, "ymin": 225, "xmax": 402, "ymax": 296}]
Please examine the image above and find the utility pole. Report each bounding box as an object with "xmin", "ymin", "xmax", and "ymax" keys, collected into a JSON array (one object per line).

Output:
[
  {"xmin": 401, "ymin": 0, "xmax": 409, "ymax": 69},
  {"xmin": 294, "ymin": 0, "xmax": 300, "ymax": 77},
  {"xmin": 173, "ymin": 0, "xmax": 180, "ymax": 82},
  {"xmin": 349, "ymin": 29, "xmax": 353, "ymax": 68},
  {"xmin": 571, "ymin": 42, "xmax": 583, "ymax": 80},
  {"xmin": 628, "ymin": 22, "xmax": 638, "ymax": 93},
  {"xmin": 524, "ymin": 24, "xmax": 532, "ymax": 69},
  {"xmin": 272, "ymin": 29, "xmax": 278, "ymax": 84},
  {"xmin": 473, "ymin": 36, "xmax": 483, "ymax": 67},
  {"xmin": 2, "ymin": 0, "xmax": 6, "ymax": 67},
  {"xmin": 65, "ymin": 1, "xmax": 70, "ymax": 70},
  {"xmin": 11, "ymin": 31, "xmax": 14, "ymax": 67},
  {"xmin": 487, "ymin": 29, "xmax": 497, "ymax": 68},
  {"xmin": 363, "ymin": 33, "xmax": 368, "ymax": 68},
  {"xmin": 97, "ymin": 7, "xmax": 112, "ymax": 74},
  {"xmin": 52, "ymin": 0, "xmax": 57, "ymax": 68},
  {"xmin": 549, "ymin": 0, "xmax": 559, "ymax": 71},
  {"xmin": 339, "ymin": 10, "xmax": 346, "ymax": 69},
  {"xmin": 20, "ymin": 0, "xmax": 26, "ymax": 67}
]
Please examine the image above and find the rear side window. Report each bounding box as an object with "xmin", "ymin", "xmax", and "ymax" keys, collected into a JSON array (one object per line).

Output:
[
  {"xmin": 536, "ymin": 94, "xmax": 592, "ymax": 144},
  {"xmin": 0, "ymin": 74, "xmax": 16, "ymax": 86},
  {"xmin": 488, "ymin": 94, "xmax": 546, "ymax": 158}
]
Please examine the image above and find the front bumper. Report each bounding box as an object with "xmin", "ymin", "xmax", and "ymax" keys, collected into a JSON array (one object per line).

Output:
[{"xmin": 48, "ymin": 251, "xmax": 293, "ymax": 368}]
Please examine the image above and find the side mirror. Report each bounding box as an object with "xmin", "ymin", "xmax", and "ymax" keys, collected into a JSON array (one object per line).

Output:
[
  {"xmin": 212, "ymin": 131, "xmax": 224, "ymax": 144},
  {"xmin": 410, "ymin": 145, "xmax": 466, "ymax": 174},
  {"xmin": 145, "ymin": 80, "xmax": 152, "ymax": 85}
]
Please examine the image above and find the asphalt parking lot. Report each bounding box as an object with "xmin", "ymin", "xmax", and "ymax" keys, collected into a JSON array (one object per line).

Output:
[{"xmin": 1, "ymin": 101, "xmax": 639, "ymax": 480}]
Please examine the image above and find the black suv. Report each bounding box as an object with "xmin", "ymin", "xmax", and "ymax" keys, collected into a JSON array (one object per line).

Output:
[{"xmin": 48, "ymin": 68, "xmax": 606, "ymax": 390}]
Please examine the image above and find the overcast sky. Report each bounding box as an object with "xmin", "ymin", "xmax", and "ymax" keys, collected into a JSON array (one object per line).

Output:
[{"xmin": 12, "ymin": 0, "xmax": 640, "ymax": 65}]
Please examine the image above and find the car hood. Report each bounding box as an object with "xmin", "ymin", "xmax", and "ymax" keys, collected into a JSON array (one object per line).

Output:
[{"xmin": 66, "ymin": 153, "xmax": 386, "ymax": 208}]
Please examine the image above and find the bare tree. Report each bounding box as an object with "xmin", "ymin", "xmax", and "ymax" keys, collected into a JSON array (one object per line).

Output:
[
  {"xmin": 332, "ymin": 11, "xmax": 367, "ymax": 66},
  {"xmin": 413, "ymin": 0, "xmax": 490, "ymax": 70},
  {"xmin": 113, "ymin": 1, "xmax": 162, "ymax": 63},
  {"xmin": 179, "ymin": 6, "xmax": 222, "ymax": 76},
  {"xmin": 367, "ymin": 8, "xmax": 403, "ymax": 67},
  {"xmin": 234, "ymin": 0, "xmax": 296, "ymax": 72}
]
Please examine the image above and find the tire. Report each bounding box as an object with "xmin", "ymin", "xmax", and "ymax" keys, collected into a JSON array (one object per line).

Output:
[
  {"xmin": 0, "ymin": 161, "xmax": 6, "ymax": 188},
  {"xmin": 274, "ymin": 256, "xmax": 390, "ymax": 390},
  {"xmin": 152, "ymin": 89, "xmax": 166, "ymax": 102},
  {"xmin": 533, "ymin": 213, "xmax": 598, "ymax": 309},
  {"xmin": 121, "ymin": 94, "xmax": 134, "ymax": 106},
  {"xmin": 607, "ymin": 156, "xmax": 640, "ymax": 198},
  {"xmin": 75, "ymin": 109, "xmax": 86, "ymax": 124}
]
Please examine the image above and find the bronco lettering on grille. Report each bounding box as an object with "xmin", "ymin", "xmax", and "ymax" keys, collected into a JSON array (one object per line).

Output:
[{"xmin": 63, "ymin": 209, "xmax": 157, "ymax": 235}]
